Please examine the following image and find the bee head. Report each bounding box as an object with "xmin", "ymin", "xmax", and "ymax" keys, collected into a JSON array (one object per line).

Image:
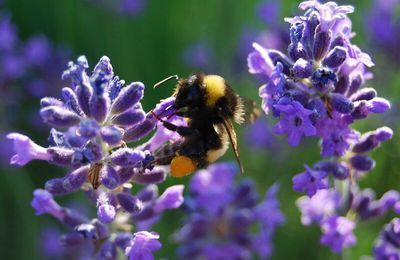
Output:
[{"xmin": 173, "ymin": 74, "xmax": 204, "ymax": 109}]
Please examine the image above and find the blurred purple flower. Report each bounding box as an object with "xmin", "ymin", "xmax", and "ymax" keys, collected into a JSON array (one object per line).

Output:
[
  {"xmin": 320, "ymin": 216, "xmax": 356, "ymax": 253},
  {"xmin": 296, "ymin": 189, "xmax": 341, "ymax": 225},
  {"xmin": 175, "ymin": 162, "xmax": 284, "ymax": 259},
  {"xmin": 292, "ymin": 165, "xmax": 328, "ymax": 197},
  {"xmin": 374, "ymin": 218, "xmax": 400, "ymax": 259},
  {"xmin": 365, "ymin": 0, "xmax": 400, "ymax": 61},
  {"xmin": 182, "ymin": 41, "xmax": 216, "ymax": 72},
  {"xmin": 125, "ymin": 231, "xmax": 161, "ymax": 260}
]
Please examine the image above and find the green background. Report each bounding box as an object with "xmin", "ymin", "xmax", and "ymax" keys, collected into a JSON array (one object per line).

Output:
[{"xmin": 1, "ymin": 0, "xmax": 399, "ymax": 259}]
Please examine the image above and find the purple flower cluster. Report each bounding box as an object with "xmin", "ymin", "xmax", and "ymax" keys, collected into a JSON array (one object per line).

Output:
[
  {"xmin": 248, "ymin": 0, "xmax": 389, "ymax": 149},
  {"xmin": 248, "ymin": 0, "xmax": 395, "ymax": 254},
  {"xmin": 174, "ymin": 163, "xmax": 284, "ymax": 259},
  {"xmin": 365, "ymin": 0, "xmax": 400, "ymax": 62},
  {"xmin": 0, "ymin": 11, "xmax": 69, "ymax": 161},
  {"xmin": 31, "ymin": 187, "xmax": 181, "ymax": 259},
  {"xmin": 374, "ymin": 218, "xmax": 400, "ymax": 259},
  {"xmin": 248, "ymin": 0, "xmax": 393, "ymax": 195},
  {"xmin": 7, "ymin": 56, "xmax": 186, "ymax": 259},
  {"xmin": 297, "ymin": 188, "xmax": 400, "ymax": 252}
]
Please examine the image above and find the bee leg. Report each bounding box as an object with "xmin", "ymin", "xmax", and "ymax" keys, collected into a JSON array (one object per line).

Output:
[
  {"xmin": 163, "ymin": 122, "xmax": 200, "ymax": 137},
  {"xmin": 151, "ymin": 110, "xmax": 199, "ymax": 136}
]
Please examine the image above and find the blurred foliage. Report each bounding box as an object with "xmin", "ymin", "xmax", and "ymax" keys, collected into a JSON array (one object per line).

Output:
[{"xmin": 0, "ymin": 0, "xmax": 399, "ymax": 259}]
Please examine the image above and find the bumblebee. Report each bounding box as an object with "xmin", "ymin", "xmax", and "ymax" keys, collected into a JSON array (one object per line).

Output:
[{"xmin": 151, "ymin": 74, "xmax": 260, "ymax": 177}]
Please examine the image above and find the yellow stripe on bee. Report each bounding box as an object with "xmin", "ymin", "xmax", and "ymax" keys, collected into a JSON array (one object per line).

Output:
[
  {"xmin": 203, "ymin": 75, "xmax": 225, "ymax": 108},
  {"xmin": 170, "ymin": 155, "xmax": 197, "ymax": 178}
]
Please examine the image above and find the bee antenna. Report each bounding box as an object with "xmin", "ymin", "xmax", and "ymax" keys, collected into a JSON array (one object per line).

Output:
[{"xmin": 153, "ymin": 75, "xmax": 179, "ymax": 88}]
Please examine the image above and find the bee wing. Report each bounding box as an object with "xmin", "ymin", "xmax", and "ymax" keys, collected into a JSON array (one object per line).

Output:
[
  {"xmin": 240, "ymin": 97, "xmax": 261, "ymax": 126},
  {"xmin": 222, "ymin": 118, "xmax": 244, "ymax": 174},
  {"xmin": 88, "ymin": 163, "xmax": 103, "ymax": 190}
]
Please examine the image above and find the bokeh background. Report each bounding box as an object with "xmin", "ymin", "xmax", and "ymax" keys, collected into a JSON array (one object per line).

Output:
[{"xmin": 0, "ymin": 0, "xmax": 399, "ymax": 259}]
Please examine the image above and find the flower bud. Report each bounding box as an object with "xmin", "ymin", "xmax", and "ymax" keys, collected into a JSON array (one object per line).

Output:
[
  {"xmin": 100, "ymin": 125, "xmax": 123, "ymax": 146},
  {"xmin": 313, "ymin": 28, "xmax": 332, "ymax": 61},
  {"xmin": 111, "ymin": 82, "xmax": 145, "ymax": 114},
  {"xmin": 292, "ymin": 58, "xmax": 312, "ymax": 78},
  {"xmin": 312, "ymin": 67, "xmax": 337, "ymax": 93},
  {"xmin": 47, "ymin": 147, "xmax": 74, "ymax": 166},
  {"xmin": 62, "ymin": 87, "xmax": 83, "ymax": 115},
  {"xmin": 376, "ymin": 127, "xmax": 393, "ymax": 142},
  {"xmin": 40, "ymin": 106, "xmax": 81, "ymax": 128},
  {"xmin": 323, "ymin": 46, "xmax": 347, "ymax": 69},
  {"xmin": 131, "ymin": 206, "xmax": 156, "ymax": 222},
  {"xmin": 288, "ymin": 42, "xmax": 308, "ymax": 61},
  {"xmin": 378, "ymin": 191, "xmax": 400, "ymax": 214},
  {"xmin": 347, "ymin": 75, "xmax": 362, "ymax": 96},
  {"xmin": 123, "ymin": 118, "xmax": 156, "ymax": 142},
  {"xmin": 330, "ymin": 36, "xmax": 345, "ymax": 48},
  {"xmin": 335, "ymin": 76, "xmax": 349, "ymax": 94},
  {"xmin": 303, "ymin": 11, "xmax": 319, "ymax": 46},
  {"xmin": 350, "ymin": 88, "xmax": 377, "ymax": 102},
  {"xmin": 40, "ymin": 97, "xmax": 63, "ymax": 108},
  {"xmin": 82, "ymin": 141, "xmax": 103, "ymax": 163},
  {"xmin": 118, "ymin": 167, "xmax": 135, "ymax": 184},
  {"xmin": 45, "ymin": 178, "xmax": 68, "ymax": 196},
  {"xmin": 93, "ymin": 56, "xmax": 113, "ymax": 76},
  {"xmin": 131, "ymin": 167, "xmax": 166, "ymax": 185},
  {"xmin": 268, "ymin": 50, "xmax": 293, "ymax": 75},
  {"xmin": 62, "ymin": 166, "xmax": 89, "ymax": 193},
  {"xmin": 109, "ymin": 77, "xmax": 125, "ymax": 101},
  {"xmin": 330, "ymin": 93, "xmax": 354, "ymax": 113},
  {"xmin": 100, "ymin": 165, "xmax": 120, "ymax": 190},
  {"xmin": 366, "ymin": 97, "xmax": 390, "ymax": 113},
  {"xmin": 112, "ymin": 108, "xmax": 146, "ymax": 126},
  {"xmin": 116, "ymin": 193, "xmax": 143, "ymax": 213},
  {"xmin": 154, "ymin": 185, "xmax": 184, "ymax": 212},
  {"xmin": 75, "ymin": 224, "xmax": 98, "ymax": 240},
  {"xmin": 76, "ymin": 81, "xmax": 93, "ymax": 117},
  {"xmin": 109, "ymin": 148, "xmax": 145, "ymax": 167},
  {"xmin": 351, "ymin": 189, "xmax": 376, "ymax": 220},
  {"xmin": 350, "ymin": 155, "xmax": 375, "ymax": 172},
  {"xmin": 89, "ymin": 93, "xmax": 110, "ymax": 123},
  {"xmin": 350, "ymin": 101, "xmax": 368, "ymax": 120},
  {"xmin": 353, "ymin": 127, "xmax": 393, "ymax": 153},
  {"xmin": 307, "ymin": 98, "xmax": 327, "ymax": 122},
  {"xmin": 78, "ymin": 119, "xmax": 99, "ymax": 138},
  {"xmin": 332, "ymin": 163, "xmax": 349, "ymax": 180},
  {"xmin": 137, "ymin": 184, "xmax": 159, "ymax": 202}
]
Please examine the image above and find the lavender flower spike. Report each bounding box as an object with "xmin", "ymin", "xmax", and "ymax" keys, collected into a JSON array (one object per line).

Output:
[
  {"xmin": 7, "ymin": 133, "xmax": 51, "ymax": 165},
  {"xmin": 248, "ymin": 0, "xmax": 390, "ymax": 150},
  {"xmin": 249, "ymin": 0, "xmax": 395, "ymax": 254},
  {"xmin": 6, "ymin": 55, "xmax": 192, "ymax": 258},
  {"xmin": 174, "ymin": 162, "xmax": 284, "ymax": 259}
]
